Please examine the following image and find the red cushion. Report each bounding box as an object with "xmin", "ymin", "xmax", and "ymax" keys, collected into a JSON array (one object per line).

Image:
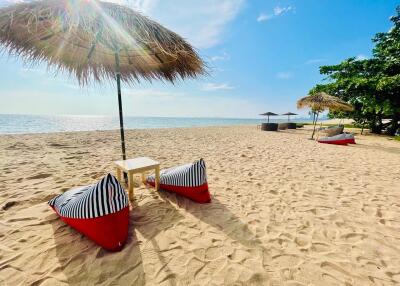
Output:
[
  {"xmin": 52, "ymin": 206, "xmax": 129, "ymax": 251},
  {"xmin": 318, "ymin": 140, "xmax": 348, "ymax": 145},
  {"xmin": 148, "ymin": 181, "xmax": 211, "ymax": 203}
]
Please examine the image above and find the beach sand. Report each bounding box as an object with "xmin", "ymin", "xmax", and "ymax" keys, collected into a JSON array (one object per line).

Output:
[{"xmin": 1, "ymin": 125, "xmax": 400, "ymax": 285}]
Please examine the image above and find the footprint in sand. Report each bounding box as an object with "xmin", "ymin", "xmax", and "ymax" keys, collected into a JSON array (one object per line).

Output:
[
  {"xmin": 311, "ymin": 242, "xmax": 331, "ymax": 253},
  {"xmin": 321, "ymin": 261, "xmax": 353, "ymax": 279},
  {"xmin": 228, "ymin": 249, "xmax": 251, "ymax": 262},
  {"xmin": 5, "ymin": 142, "xmax": 28, "ymax": 150},
  {"xmin": 205, "ymin": 246, "xmax": 223, "ymax": 260},
  {"xmin": 2, "ymin": 201, "xmax": 17, "ymax": 211},
  {"xmin": 48, "ymin": 142, "xmax": 68, "ymax": 147},
  {"xmin": 27, "ymin": 173, "xmax": 52, "ymax": 180},
  {"xmin": 322, "ymin": 272, "xmax": 345, "ymax": 285},
  {"xmin": 294, "ymin": 236, "xmax": 310, "ymax": 248},
  {"xmin": 341, "ymin": 233, "xmax": 367, "ymax": 243},
  {"xmin": 270, "ymin": 254, "xmax": 302, "ymax": 268}
]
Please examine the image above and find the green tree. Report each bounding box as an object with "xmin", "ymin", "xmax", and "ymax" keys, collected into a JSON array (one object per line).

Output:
[{"xmin": 310, "ymin": 7, "xmax": 400, "ymax": 135}]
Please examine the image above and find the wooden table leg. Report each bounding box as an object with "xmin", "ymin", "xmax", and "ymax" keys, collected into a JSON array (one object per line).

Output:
[
  {"xmin": 128, "ymin": 172, "xmax": 134, "ymax": 201},
  {"xmin": 116, "ymin": 167, "xmax": 122, "ymax": 182},
  {"xmin": 155, "ymin": 166, "xmax": 160, "ymax": 191},
  {"xmin": 141, "ymin": 172, "xmax": 146, "ymax": 185}
]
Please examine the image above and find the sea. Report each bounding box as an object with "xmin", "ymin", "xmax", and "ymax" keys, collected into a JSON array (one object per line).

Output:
[{"xmin": 0, "ymin": 114, "xmax": 312, "ymax": 134}]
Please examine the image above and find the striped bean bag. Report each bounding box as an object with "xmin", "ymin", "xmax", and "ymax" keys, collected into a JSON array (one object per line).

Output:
[
  {"xmin": 48, "ymin": 173, "xmax": 129, "ymax": 251},
  {"xmin": 318, "ymin": 133, "xmax": 356, "ymax": 145},
  {"xmin": 146, "ymin": 159, "xmax": 211, "ymax": 203}
]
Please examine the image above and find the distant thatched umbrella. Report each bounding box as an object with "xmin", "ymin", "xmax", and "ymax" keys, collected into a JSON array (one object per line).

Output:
[
  {"xmin": 297, "ymin": 92, "xmax": 353, "ymax": 139},
  {"xmin": 260, "ymin": 112, "xmax": 278, "ymax": 123},
  {"xmin": 0, "ymin": 0, "xmax": 205, "ymax": 161},
  {"xmin": 282, "ymin": 112, "xmax": 297, "ymax": 122}
]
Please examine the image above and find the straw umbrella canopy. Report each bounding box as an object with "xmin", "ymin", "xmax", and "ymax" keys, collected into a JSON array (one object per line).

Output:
[
  {"xmin": 297, "ymin": 92, "xmax": 353, "ymax": 139},
  {"xmin": 0, "ymin": 0, "xmax": 205, "ymax": 160},
  {"xmin": 282, "ymin": 112, "xmax": 297, "ymax": 122},
  {"xmin": 260, "ymin": 112, "xmax": 278, "ymax": 123}
]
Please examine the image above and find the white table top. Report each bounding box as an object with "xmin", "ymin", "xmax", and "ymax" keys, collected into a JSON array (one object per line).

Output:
[{"xmin": 114, "ymin": 157, "xmax": 159, "ymax": 172}]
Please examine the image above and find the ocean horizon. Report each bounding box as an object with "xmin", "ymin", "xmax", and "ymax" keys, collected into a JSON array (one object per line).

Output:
[{"xmin": 0, "ymin": 114, "xmax": 314, "ymax": 134}]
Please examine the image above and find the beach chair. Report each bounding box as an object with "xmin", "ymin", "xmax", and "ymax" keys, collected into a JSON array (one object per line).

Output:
[
  {"xmin": 278, "ymin": 123, "xmax": 288, "ymax": 130},
  {"xmin": 320, "ymin": 125, "xmax": 344, "ymax": 137}
]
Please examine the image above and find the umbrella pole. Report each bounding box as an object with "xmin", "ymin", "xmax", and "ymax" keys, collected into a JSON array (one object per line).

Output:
[
  {"xmin": 312, "ymin": 111, "xmax": 319, "ymax": 139},
  {"xmin": 114, "ymin": 53, "xmax": 126, "ymax": 161},
  {"xmin": 311, "ymin": 112, "xmax": 316, "ymax": 139}
]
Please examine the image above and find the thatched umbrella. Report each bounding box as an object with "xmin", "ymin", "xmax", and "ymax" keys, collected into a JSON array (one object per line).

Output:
[
  {"xmin": 260, "ymin": 112, "xmax": 278, "ymax": 123},
  {"xmin": 0, "ymin": 0, "xmax": 205, "ymax": 161},
  {"xmin": 282, "ymin": 112, "xmax": 297, "ymax": 122},
  {"xmin": 297, "ymin": 92, "xmax": 353, "ymax": 139}
]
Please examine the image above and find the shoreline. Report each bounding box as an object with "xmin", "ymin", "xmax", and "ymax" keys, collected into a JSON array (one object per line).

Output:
[{"xmin": 0, "ymin": 124, "xmax": 259, "ymax": 136}]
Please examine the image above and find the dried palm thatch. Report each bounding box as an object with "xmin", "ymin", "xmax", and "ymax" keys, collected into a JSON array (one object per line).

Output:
[
  {"xmin": 282, "ymin": 112, "xmax": 297, "ymax": 122},
  {"xmin": 297, "ymin": 92, "xmax": 353, "ymax": 139},
  {"xmin": 297, "ymin": 92, "xmax": 353, "ymax": 113},
  {"xmin": 260, "ymin": 112, "xmax": 277, "ymax": 123},
  {"xmin": 0, "ymin": 0, "xmax": 206, "ymax": 85},
  {"xmin": 260, "ymin": 112, "xmax": 278, "ymax": 116}
]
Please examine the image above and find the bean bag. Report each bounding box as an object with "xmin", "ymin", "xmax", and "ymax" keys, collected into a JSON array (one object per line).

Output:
[
  {"xmin": 318, "ymin": 133, "xmax": 349, "ymax": 145},
  {"xmin": 344, "ymin": 133, "xmax": 356, "ymax": 144},
  {"xmin": 48, "ymin": 173, "xmax": 129, "ymax": 251},
  {"xmin": 146, "ymin": 159, "xmax": 211, "ymax": 203},
  {"xmin": 321, "ymin": 125, "xmax": 344, "ymax": 137}
]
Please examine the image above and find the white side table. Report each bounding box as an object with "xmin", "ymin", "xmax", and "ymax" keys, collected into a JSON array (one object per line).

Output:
[{"xmin": 114, "ymin": 157, "xmax": 160, "ymax": 201}]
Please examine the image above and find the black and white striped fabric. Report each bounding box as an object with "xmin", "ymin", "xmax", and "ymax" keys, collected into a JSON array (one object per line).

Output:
[
  {"xmin": 147, "ymin": 159, "xmax": 207, "ymax": 187},
  {"xmin": 48, "ymin": 173, "xmax": 128, "ymax": 219}
]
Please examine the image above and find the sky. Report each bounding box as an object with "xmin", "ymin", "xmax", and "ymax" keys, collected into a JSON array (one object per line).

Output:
[{"xmin": 0, "ymin": 0, "xmax": 398, "ymax": 118}]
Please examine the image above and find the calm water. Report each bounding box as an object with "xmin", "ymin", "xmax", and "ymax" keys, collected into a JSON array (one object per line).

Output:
[{"xmin": 0, "ymin": 114, "xmax": 309, "ymax": 134}]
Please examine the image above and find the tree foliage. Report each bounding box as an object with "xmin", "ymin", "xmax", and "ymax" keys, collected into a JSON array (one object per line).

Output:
[{"xmin": 310, "ymin": 6, "xmax": 400, "ymax": 135}]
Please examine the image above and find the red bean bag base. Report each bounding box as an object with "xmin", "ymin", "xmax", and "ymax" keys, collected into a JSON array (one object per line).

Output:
[
  {"xmin": 318, "ymin": 139, "xmax": 348, "ymax": 145},
  {"xmin": 52, "ymin": 206, "xmax": 129, "ymax": 251},
  {"xmin": 344, "ymin": 133, "xmax": 356, "ymax": 144},
  {"xmin": 318, "ymin": 133, "xmax": 355, "ymax": 145},
  {"xmin": 48, "ymin": 174, "xmax": 129, "ymax": 251},
  {"xmin": 148, "ymin": 181, "xmax": 210, "ymax": 203},
  {"xmin": 147, "ymin": 159, "xmax": 211, "ymax": 203}
]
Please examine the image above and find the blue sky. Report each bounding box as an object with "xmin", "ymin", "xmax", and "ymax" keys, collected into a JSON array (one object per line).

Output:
[{"xmin": 0, "ymin": 0, "xmax": 398, "ymax": 118}]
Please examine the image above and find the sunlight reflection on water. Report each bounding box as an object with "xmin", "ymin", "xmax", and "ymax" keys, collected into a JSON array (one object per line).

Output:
[{"xmin": 0, "ymin": 114, "xmax": 308, "ymax": 134}]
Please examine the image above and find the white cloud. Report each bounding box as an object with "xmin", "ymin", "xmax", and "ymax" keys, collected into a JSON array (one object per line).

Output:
[
  {"xmin": 355, "ymin": 54, "xmax": 368, "ymax": 61},
  {"xmin": 123, "ymin": 0, "xmax": 159, "ymax": 13},
  {"xmin": 122, "ymin": 88, "xmax": 185, "ymax": 101},
  {"xmin": 202, "ymin": 83, "xmax": 235, "ymax": 91},
  {"xmin": 114, "ymin": 0, "xmax": 245, "ymax": 49},
  {"xmin": 210, "ymin": 51, "xmax": 230, "ymax": 62},
  {"xmin": 306, "ymin": 58, "xmax": 327, "ymax": 65},
  {"xmin": 257, "ymin": 5, "xmax": 294, "ymax": 22},
  {"xmin": 19, "ymin": 67, "xmax": 45, "ymax": 76},
  {"xmin": 274, "ymin": 6, "xmax": 293, "ymax": 16},
  {"xmin": 257, "ymin": 14, "xmax": 272, "ymax": 22},
  {"xmin": 276, "ymin": 72, "xmax": 293, "ymax": 79}
]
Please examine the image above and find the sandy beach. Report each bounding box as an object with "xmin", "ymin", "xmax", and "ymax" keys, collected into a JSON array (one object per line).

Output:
[{"xmin": 1, "ymin": 125, "xmax": 400, "ymax": 285}]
